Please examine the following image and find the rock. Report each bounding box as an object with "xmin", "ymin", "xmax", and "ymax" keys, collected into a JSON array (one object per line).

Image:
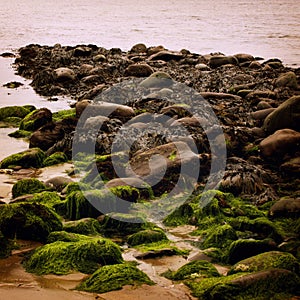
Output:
[
  {"xmin": 209, "ymin": 55, "xmax": 239, "ymax": 68},
  {"xmin": 83, "ymin": 115, "xmax": 110, "ymax": 129},
  {"xmin": 228, "ymin": 251, "xmax": 300, "ymax": 275},
  {"xmin": 0, "ymin": 106, "xmax": 31, "ymax": 121},
  {"xmin": 249, "ymin": 60, "xmax": 262, "ymax": 69},
  {"xmin": 227, "ymin": 239, "xmax": 277, "ymax": 264},
  {"xmin": 93, "ymin": 54, "xmax": 106, "ymax": 62},
  {"xmin": 20, "ymin": 108, "xmax": 52, "ymax": 131},
  {"xmin": 234, "ymin": 53, "xmax": 255, "ymax": 64},
  {"xmin": 147, "ymin": 45, "xmax": 166, "ymax": 55},
  {"xmin": 195, "ymin": 63, "xmax": 210, "ymax": 70},
  {"xmin": 126, "ymin": 141, "xmax": 199, "ymax": 195},
  {"xmin": 25, "ymin": 236, "xmax": 123, "ymax": 275},
  {"xmin": 63, "ymin": 218, "xmax": 102, "ymax": 235},
  {"xmin": 127, "ymin": 229, "xmax": 168, "ymax": 246},
  {"xmin": 12, "ymin": 178, "xmax": 47, "ymax": 198},
  {"xmin": 139, "ymin": 71, "xmax": 173, "ymax": 88},
  {"xmin": 257, "ymin": 101, "xmax": 272, "ymax": 110},
  {"xmin": 73, "ymin": 46, "xmax": 92, "ymax": 57},
  {"xmin": 43, "ymin": 152, "xmax": 69, "ymax": 166},
  {"xmin": 0, "ymin": 202, "xmax": 62, "ymax": 242},
  {"xmin": 200, "ymin": 92, "xmax": 241, "ymax": 101},
  {"xmin": 269, "ymin": 197, "xmax": 300, "ymax": 218},
  {"xmin": 250, "ymin": 108, "xmax": 275, "ymax": 120},
  {"xmin": 275, "ymin": 71, "xmax": 298, "ymax": 89},
  {"xmin": 0, "ymin": 148, "xmax": 46, "ymax": 169},
  {"xmin": 76, "ymin": 263, "xmax": 153, "ymax": 293},
  {"xmin": 78, "ymin": 84, "xmax": 107, "ymax": 100},
  {"xmin": 280, "ymin": 157, "xmax": 300, "ymax": 174},
  {"xmin": 29, "ymin": 117, "xmax": 77, "ymax": 151},
  {"xmin": 124, "ymin": 63, "xmax": 154, "ymax": 77},
  {"xmin": 263, "ymin": 96, "xmax": 300, "ymax": 134},
  {"xmin": 44, "ymin": 176, "xmax": 73, "ymax": 192},
  {"xmin": 130, "ymin": 43, "xmax": 147, "ymax": 54},
  {"xmin": 148, "ymin": 50, "xmax": 183, "ymax": 62},
  {"xmin": 259, "ymin": 129, "xmax": 300, "ymax": 157},
  {"xmin": 53, "ymin": 67, "xmax": 76, "ymax": 82}
]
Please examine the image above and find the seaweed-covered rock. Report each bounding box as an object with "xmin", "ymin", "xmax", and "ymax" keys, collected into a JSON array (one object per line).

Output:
[
  {"xmin": 27, "ymin": 191, "xmax": 62, "ymax": 208},
  {"xmin": 12, "ymin": 178, "xmax": 47, "ymax": 198},
  {"xmin": 188, "ymin": 269, "xmax": 300, "ymax": 300},
  {"xmin": 227, "ymin": 239, "xmax": 277, "ymax": 264},
  {"xmin": 25, "ymin": 237, "xmax": 123, "ymax": 275},
  {"xmin": 77, "ymin": 263, "xmax": 154, "ymax": 293},
  {"xmin": 164, "ymin": 260, "xmax": 220, "ymax": 280},
  {"xmin": 263, "ymin": 96, "xmax": 300, "ymax": 134},
  {"xmin": 63, "ymin": 218, "xmax": 102, "ymax": 235},
  {"xmin": 7, "ymin": 129, "xmax": 32, "ymax": 138},
  {"xmin": 0, "ymin": 105, "xmax": 31, "ymax": 121},
  {"xmin": 228, "ymin": 251, "xmax": 300, "ymax": 275},
  {"xmin": 0, "ymin": 203, "xmax": 62, "ymax": 242},
  {"xmin": 20, "ymin": 108, "xmax": 52, "ymax": 131},
  {"xmin": 0, "ymin": 230, "xmax": 11, "ymax": 258},
  {"xmin": 202, "ymin": 224, "xmax": 238, "ymax": 250},
  {"xmin": 47, "ymin": 231, "xmax": 91, "ymax": 243},
  {"xmin": 43, "ymin": 152, "xmax": 68, "ymax": 166},
  {"xmin": 0, "ymin": 148, "xmax": 46, "ymax": 169},
  {"xmin": 127, "ymin": 229, "xmax": 168, "ymax": 246},
  {"xmin": 163, "ymin": 203, "xmax": 194, "ymax": 226}
]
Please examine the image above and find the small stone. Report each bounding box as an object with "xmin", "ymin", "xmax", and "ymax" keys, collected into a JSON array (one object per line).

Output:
[{"xmin": 124, "ymin": 63, "xmax": 154, "ymax": 77}]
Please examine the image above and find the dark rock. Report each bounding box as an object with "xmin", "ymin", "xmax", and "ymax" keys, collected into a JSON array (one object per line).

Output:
[
  {"xmin": 148, "ymin": 50, "xmax": 183, "ymax": 62},
  {"xmin": 269, "ymin": 197, "xmax": 300, "ymax": 218},
  {"xmin": 130, "ymin": 43, "xmax": 147, "ymax": 54},
  {"xmin": 53, "ymin": 67, "xmax": 76, "ymax": 82},
  {"xmin": 20, "ymin": 108, "xmax": 52, "ymax": 131},
  {"xmin": 209, "ymin": 55, "xmax": 239, "ymax": 68},
  {"xmin": 45, "ymin": 176, "xmax": 73, "ymax": 192},
  {"xmin": 124, "ymin": 63, "xmax": 153, "ymax": 77},
  {"xmin": 73, "ymin": 46, "xmax": 92, "ymax": 57},
  {"xmin": 275, "ymin": 71, "xmax": 298, "ymax": 89}
]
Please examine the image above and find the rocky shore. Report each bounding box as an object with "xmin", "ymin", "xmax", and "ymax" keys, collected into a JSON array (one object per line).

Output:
[{"xmin": 0, "ymin": 43, "xmax": 300, "ymax": 300}]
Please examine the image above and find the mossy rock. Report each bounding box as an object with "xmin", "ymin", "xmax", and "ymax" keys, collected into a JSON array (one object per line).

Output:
[
  {"xmin": 63, "ymin": 182, "xmax": 90, "ymax": 195},
  {"xmin": 164, "ymin": 260, "xmax": 220, "ymax": 281},
  {"xmin": 24, "ymin": 237, "xmax": 123, "ymax": 275},
  {"xmin": 187, "ymin": 269, "xmax": 300, "ymax": 300},
  {"xmin": 63, "ymin": 218, "xmax": 102, "ymax": 235},
  {"xmin": 29, "ymin": 191, "xmax": 63, "ymax": 209},
  {"xmin": 163, "ymin": 203, "xmax": 194, "ymax": 226},
  {"xmin": 1, "ymin": 116, "xmax": 22, "ymax": 127},
  {"xmin": 8, "ymin": 129, "xmax": 32, "ymax": 138},
  {"xmin": 12, "ymin": 178, "xmax": 47, "ymax": 198},
  {"xmin": 47, "ymin": 231, "xmax": 93, "ymax": 243},
  {"xmin": 64, "ymin": 190, "xmax": 104, "ymax": 220},
  {"xmin": 127, "ymin": 229, "xmax": 168, "ymax": 246},
  {"xmin": 19, "ymin": 108, "xmax": 52, "ymax": 131},
  {"xmin": 52, "ymin": 109, "xmax": 76, "ymax": 122},
  {"xmin": 0, "ymin": 203, "xmax": 62, "ymax": 242},
  {"xmin": 43, "ymin": 152, "xmax": 68, "ymax": 167},
  {"xmin": 0, "ymin": 230, "xmax": 12, "ymax": 258},
  {"xmin": 201, "ymin": 224, "xmax": 238, "ymax": 250},
  {"xmin": 109, "ymin": 186, "xmax": 140, "ymax": 203},
  {"xmin": 77, "ymin": 262, "xmax": 154, "ymax": 293},
  {"xmin": 0, "ymin": 148, "xmax": 46, "ymax": 169},
  {"xmin": 228, "ymin": 251, "xmax": 300, "ymax": 275},
  {"xmin": 227, "ymin": 239, "xmax": 277, "ymax": 264},
  {"xmin": 0, "ymin": 106, "xmax": 31, "ymax": 121}
]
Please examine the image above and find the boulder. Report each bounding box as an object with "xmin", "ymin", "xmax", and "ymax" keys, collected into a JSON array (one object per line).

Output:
[
  {"xmin": 209, "ymin": 55, "xmax": 239, "ymax": 68},
  {"xmin": 63, "ymin": 218, "xmax": 102, "ymax": 235},
  {"xmin": 0, "ymin": 148, "xmax": 46, "ymax": 169},
  {"xmin": 53, "ymin": 67, "xmax": 76, "ymax": 82},
  {"xmin": 139, "ymin": 71, "xmax": 173, "ymax": 88},
  {"xmin": 263, "ymin": 96, "xmax": 300, "ymax": 133},
  {"xmin": 275, "ymin": 71, "xmax": 298, "ymax": 89},
  {"xmin": 234, "ymin": 53, "xmax": 255, "ymax": 64},
  {"xmin": 12, "ymin": 178, "xmax": 47, "ymax": 198},
  {"xmin": 44, "ymin": 176, "xmax": 73, "ymax": 192},
  {"xmin": 130, "ymin": 43, "xmax": 147, "ymax": 54},
  {"xmin": 148, "ymin": 50, "xmax": 183, "ymax": 62},
  {"xmin": 250, "ymin": 108, "xmax": 275, "ymax": 120},
  {"xmin": 259, "ymin": 129, "xmax": 300, "ymax": 157},
  {"xmin": 43, "ymin": 152, "xmax": 69, "ymax": 167},
  {"xmin": 19, "ymin": 108, "xmax": 52, "ymax": 131},
  {"xmin": 269, "ymin": 197, "xmax": 300, "ymax": 218},
  {"xmin": 124, "ymin": 63, "xmax": 154, "ymax": 77},
  {"xmin": 0, "ymin": 106, "xmax": 31, "ymax": 121},
  {"xmin": 25, "ymin": 236, "xmax": 123, "ymax": 275},
  {"xmin": 127, "ymin": 229, "xmax": 168, "ymax": 246},
  {"xmin": 0, "ymin": 202, "xmax": 62, "ymax": 242}
]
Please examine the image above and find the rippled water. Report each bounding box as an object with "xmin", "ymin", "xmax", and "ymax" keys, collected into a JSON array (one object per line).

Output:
[{"xmin": 0, "ymin": 0, "xmax": 299, "ymax": 65}]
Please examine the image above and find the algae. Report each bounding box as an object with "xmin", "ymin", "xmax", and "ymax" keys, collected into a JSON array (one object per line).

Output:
[
  {"xmin": 12, "ymin": 178, "xmax": 47, "ymax": 198},
  {"xmin": 63, "ymin": 218, "xmax": 102, "ymax": 235},
  {"xmin": 127, "ymin": 229, "xmax": 168, "ymax": 246},
  {"xmin": 43, "ymin": 152, "xmax": 68, "ymax": 166}
]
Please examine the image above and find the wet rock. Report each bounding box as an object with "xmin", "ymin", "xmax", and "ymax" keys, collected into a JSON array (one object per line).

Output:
[
  {"xmin": 45, "ymin": 176, "xmax": 73, "ymax": 192},
  {"xmin": 130, "ymin": 43, "xmax": 147, "ymax": 54},
  {"xmin": 124, "ymin": 63, "xmax": 153, "ymax": 77},
  {"xmin": 250, "ymin": 108, "xmax": 275, "ymax": 120},
  {"xmin": 54, "ymin": 67, "xmax": 76, "ymax": 83},
  {"xmin": 127, "ymin": 229, "xmax": 168, "ymax": 246},
  {"xmin": 12, "ymin": 178, "xmax": 46, "ymax": 198},
  {"xmin": 234, "ymin": 53, "xmax": 255, "ymax": 64},
  {"xmin": 43, "ymin": 151, "xmax": 69, "ymax": 166},
  {"xmin": 0, "ymin": 105, "xmax": 31, "ymax": 121},
  {"xmin": 63, "ymin": 218, "xmax": 102, "ymax": 235},
  {"xmin": 148, "ymin": 50, "xmax": 183, "ymax": 62},
  {"xmin": 0, "ymin": 202, "xmax": 62, "ymax": 242},
  {"xmin": 20, "ymin": 107, "xmax": 52, "ymax": 131},
  {"xmin": 259, "ymin": 129, "xmax": 300, "ymax": 158},
  {"xmin": 209, "ymin": 55, "xmax": 239, "ymax": 68},
  {"xmin": 0, "ymin": 148, "xmax": 46, "ymax": 169},
  {"xmin": 263, "ymin": 96, "xmax": 300, "ymax": 133},
  {"xmin": 269, "ymin": 197, "xmax": 300, "ymax": 218},
  {"xmin": 275, "ymin": 71, "xmax": 298, "ymax": 89},
  {"xmin": 139, "ymin": 71, "xmax": 173, "ymax": 88}
]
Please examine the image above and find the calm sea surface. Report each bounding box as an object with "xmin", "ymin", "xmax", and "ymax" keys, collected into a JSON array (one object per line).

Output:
[{"xmin": 0, "ymin": 0, "xmax": 299, "ymax": 65}]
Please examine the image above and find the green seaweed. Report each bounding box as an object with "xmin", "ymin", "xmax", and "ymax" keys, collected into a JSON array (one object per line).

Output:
[
  {"xmin": 127, "ymin": 229, "xmax": 168, "ymax": 246},
  {"xmin": 8, "ymin": 129, "xmax": 32, "ymax": 138},
  {"xmin": 52, "ymin": 109, "xmax": 76, "ymax": 122},
  {"xmin": 24, "ymin": 237, "xmax": 123, "ymax": 275},
  {"xmin": 47, "ymin": 231, "xmax": 93, "ymax": 243},
  {"xmin": 63, "ymin": 218, "xmax": 102, "ymax": 235},
  {"xmin": 0, "ymin": 106, "xmax": 31, "ymax": 121},
  {"xmin": 12, "ymin": 178, "xmax": 47, "ymax": 198},
  {"xmin": 77, "ymin": 262, "xmax": 154, "ymax": 293},
  {"xmin": 43, "ymin": 152, "xmax": 68, "ymax": 167}
]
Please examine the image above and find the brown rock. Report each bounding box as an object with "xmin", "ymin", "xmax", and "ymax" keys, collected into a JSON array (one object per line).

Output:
[
  {"xmin": 275, "ymin": 71, "xmax": 298, "ymax": 89},
  {"xmin": 124, "ymin": 63, "xmax": 154, "ymax": 77},
  {"xmin": 130, "ymin": 43, "xmax": 147, "ymax": 54},
  {"xmin": 148, "ymin": 50, "xmax": 183, "ymax": 62},
  {"xmin": 269, "ymin": 197, "xmax": 300, "ymax": 218}
]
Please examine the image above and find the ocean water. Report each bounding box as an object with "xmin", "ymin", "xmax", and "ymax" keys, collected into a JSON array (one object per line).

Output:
[{"xmin": 0, "ymin": 0, "xmax": 299, "ymax": 65}]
